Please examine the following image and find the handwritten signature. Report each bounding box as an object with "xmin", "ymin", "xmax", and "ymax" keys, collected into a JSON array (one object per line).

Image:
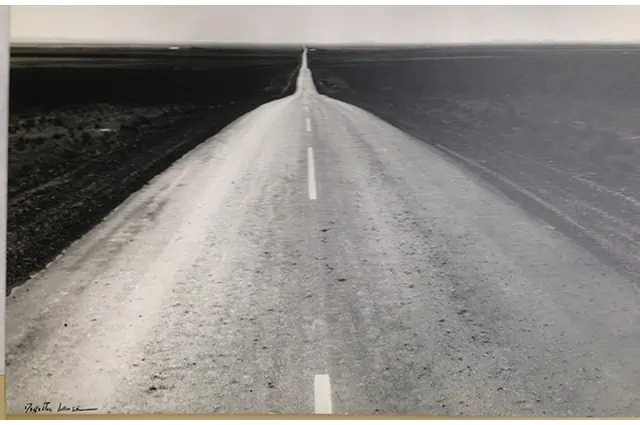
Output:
[{"xmin": 24, "ymin": 402, "xmax": 99, "ymax": 414}]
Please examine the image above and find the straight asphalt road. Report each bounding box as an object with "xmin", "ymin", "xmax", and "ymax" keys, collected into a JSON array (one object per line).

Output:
[{"xmin": 6, "ymin": 48, "xmax": 640, "ymax": 416}]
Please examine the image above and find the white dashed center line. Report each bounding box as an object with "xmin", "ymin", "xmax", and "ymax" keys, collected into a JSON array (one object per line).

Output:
[
  {"xmin": 305, "ymin": 117, "xmax": 312, "ymax": 132},
  {"xmin": 307, "ymin": 147, "xmax": 317, "ymax": 200},
  {"xmin": 314, "ymin": 374, "xmax": 332, "ymax": 414}
]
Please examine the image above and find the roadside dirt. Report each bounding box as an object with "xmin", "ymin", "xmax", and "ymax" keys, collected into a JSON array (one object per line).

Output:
[
  {"xmin": 7, "ymin": 55, "xmax": 300, "ymax": 294},
  {"xmin": 308, "ymin": 47, "xmax": 640, "ymax": 284}
]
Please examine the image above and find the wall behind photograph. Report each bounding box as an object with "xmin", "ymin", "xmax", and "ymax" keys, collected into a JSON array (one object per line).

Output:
[{"xmin": 10, "ymin": 5, "xmax": 640, "ymax": 46}]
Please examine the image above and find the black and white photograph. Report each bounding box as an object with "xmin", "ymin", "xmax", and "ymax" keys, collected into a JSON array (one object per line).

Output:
[{"xmin": 5, "ymin": 5, "xmax": 640, "ymax": 416}]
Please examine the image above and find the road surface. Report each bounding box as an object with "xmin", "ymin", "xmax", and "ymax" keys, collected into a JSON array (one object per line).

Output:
[{"xmin": 6, "ymin": 48, "xmax": 640, "ymax": 416}]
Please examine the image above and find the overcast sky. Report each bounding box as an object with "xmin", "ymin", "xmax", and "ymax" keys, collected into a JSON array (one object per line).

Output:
[{"xmin": 10, "ymin": 6, "xmax": 640, "ymax": 45}]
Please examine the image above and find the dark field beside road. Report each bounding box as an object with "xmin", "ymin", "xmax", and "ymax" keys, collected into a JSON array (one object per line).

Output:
[
  {"xmin": 309, "ymin": 45, "xmax": 640, "ymax": 284},
  {"xmin": 7, "ymin": 47, "xmax": 300, "ymax": 294}
]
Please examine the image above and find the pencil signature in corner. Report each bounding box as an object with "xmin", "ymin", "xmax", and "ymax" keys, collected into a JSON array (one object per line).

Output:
[{"xmin": 24, "ymin": 401, "xmax": 99, "ymax": 414}]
